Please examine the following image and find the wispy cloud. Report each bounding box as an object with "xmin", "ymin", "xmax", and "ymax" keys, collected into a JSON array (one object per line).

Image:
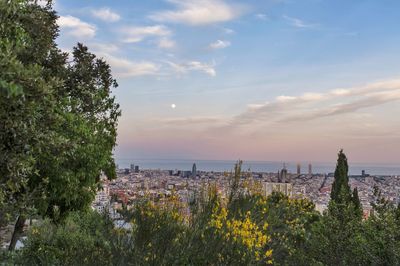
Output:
[
  {"xmin": 162, "ymin": 116, "xmax": 223, "ymax": 126},
  {"xmin": 255, "ymin": 13, "xmax": 268, "ymax": 20},
  {"xmin": 209, "ymin": 40, "xmax": 231, "ymax": 49},
  {"xmin": 57, "ymin": 15, "xmax": 96, "ymax": 38},
  {"xmin": 222, "ymin": 27, "xmax": 235, "ymax": 34},
  {"xmin": 157, "ymin": 38, "xmax": 176, "ymax": 49},
  {"xmin": 91, "ymin": 7, "xmax": 120, "ymax": 22},
  {"xmin": 231, "ymin": 79, "xmax": 400, "ymax": 126},
  {"xmin": 122, "ymin": 25, "xmax": 171, "ymax": 43},
  {"xmin": 283, "ymin": 15, "xmax": 317, "ymax": 28},
  {"xmin": 149, "ymin": 0, "xmax": 244, "ymax": 26},
  {"xmin": 167, "ymin": 60, "xmax": 216, "ymax": 77},
  {"xmin": 88, "ymin": 43, "xmax": 119, "ymax": 54},
  {"xmin": 97, "ymin": 53, "xmax": 160, "ymax": 78}
]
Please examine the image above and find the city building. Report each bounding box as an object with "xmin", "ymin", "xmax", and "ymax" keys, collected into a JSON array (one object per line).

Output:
[
  {"xmin": 192, "ymin": 163, "xmax": 197, "ymax": 177},
  {"xmin": 262, "ymin": 182, "xmax": 293, "ymax": 197},
  {"xmin": 278, "ymin": 163, "xmax": 288, "ymax": 182}
]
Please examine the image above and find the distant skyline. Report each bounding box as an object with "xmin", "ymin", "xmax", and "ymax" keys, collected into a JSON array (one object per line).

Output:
[{"xmin": 54, "ymin": 0, "xmax": 400, "ymax": 163}]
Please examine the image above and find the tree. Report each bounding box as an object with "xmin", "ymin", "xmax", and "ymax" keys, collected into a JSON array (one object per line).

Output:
[
  {"xmin": 331, "ymin": 149, "xmax": 351, "ymax": 205},
  {"xmin": 262, "ymin": 193, "xmax": 320, "ymax": 265},
  {"xmin": 362, "ymin": 187, "xmax": 400, "ymax": 264},
  {"xmin": 32, "ymin": 43, "xmax": 120, "ymax": 222},
  {"xmin": 0, "ymin": 0, "xmax": 120, "ymax": 249},
  {"xmin": 330, "ymin": 149, "xmax": 362, "ymax": 220},
  {"xmin": 307, "ymin": 150, "xmax": 364, "ymax": 265},
  {"xmin": 352, "ymin": 187, "xmax": 363, "ymax": 218},
  {"xmin": 0, "ymin": 0, "xmax": 63, "ymax": 248}
]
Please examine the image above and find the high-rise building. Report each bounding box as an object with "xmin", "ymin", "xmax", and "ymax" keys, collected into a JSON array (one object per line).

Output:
[
  {"xmin": 279, "ymin": 163, "xmax": 287, "ymax": 182},
  {"xmin": 297, "ymin": 163, "xmax": 301, "ymax": 175},
  {"xmin": 134, "ymin": 165, "xmax": 139, "ymax": 173},
  {"xmin": 130, "ymin": 164, "xmax": 135, "ymax": 171},
  {"xmin": 308, "ymin": 163, "xmax": 312, "ymax": 175},
  {"xmin": 192, "ymin": 163, "xmax": 197, "ymax": 177}
]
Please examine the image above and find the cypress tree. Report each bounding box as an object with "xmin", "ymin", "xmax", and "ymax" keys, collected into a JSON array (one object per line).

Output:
[
  {"xmin": 330, "ymin": 149, "xmax": 351, "ymax": 204},
  {"xmin": 352, "ymin": 187, "xmax": 363, "ymax": 218},
  {"xmin": 317, "ymin": 150, "xmax": 363, "ymax": 265}
]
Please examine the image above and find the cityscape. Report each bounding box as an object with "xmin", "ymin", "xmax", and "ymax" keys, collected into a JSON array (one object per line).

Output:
[{"xmin": 93, "ymin": 162, "xmax": 400, "ymax": 222}]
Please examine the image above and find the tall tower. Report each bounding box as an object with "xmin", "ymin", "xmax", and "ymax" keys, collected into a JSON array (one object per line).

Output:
[
  {"xmin": 192, "ymin": 163, "xmax": 197, "ymax": 177},
  {"xmin": 279, "ymin": 163, "xmax": 287, "ymax": 183},
  {"xmin": 308, "ymin": 163, "xmax": 312, "ymax": 175},
  {"xmin": 297, "ymin": 163, "xmax": 301, "ymax": 175}
]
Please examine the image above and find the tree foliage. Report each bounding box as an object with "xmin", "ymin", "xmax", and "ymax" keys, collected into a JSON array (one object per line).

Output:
[
  {"xmin": 0, "ymin": 0, "xmax": 120, "ymax": 249},
  {"xmin": 331, "ymin": 149, "xmax": 351, "ymax": 205}
]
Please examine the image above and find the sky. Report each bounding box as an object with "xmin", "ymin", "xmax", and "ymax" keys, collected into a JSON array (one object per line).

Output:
[{"xmin": 53, "ymin": 0, "xmax": 400, "ymax": 163}]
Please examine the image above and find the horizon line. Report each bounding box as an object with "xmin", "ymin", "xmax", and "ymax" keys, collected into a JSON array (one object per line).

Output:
[{"xmin": 113, "ymin": 157, "xmax": 400, "ymax": 166}]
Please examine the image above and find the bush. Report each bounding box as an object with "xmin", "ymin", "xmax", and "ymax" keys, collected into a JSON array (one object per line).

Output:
[{"xmin": 16, "ymin": 211, "xmax": 115, "ymax": 265}]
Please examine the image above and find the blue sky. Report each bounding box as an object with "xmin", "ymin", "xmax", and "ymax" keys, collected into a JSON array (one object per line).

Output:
[{"xmin": 54, "ymin": 0, "xmax": 400, "ymax": 163}]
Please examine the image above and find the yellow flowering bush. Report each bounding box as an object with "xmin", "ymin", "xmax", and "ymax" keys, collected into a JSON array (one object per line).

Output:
[{"xmin": 208, "ymin": 203, "xmax": 273, "ymax": 264}]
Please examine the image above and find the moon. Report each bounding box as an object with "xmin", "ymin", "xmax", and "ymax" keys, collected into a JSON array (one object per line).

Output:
[{"xmin": 171, "ymin": 104, "xmax": 176, "ymax": 109}]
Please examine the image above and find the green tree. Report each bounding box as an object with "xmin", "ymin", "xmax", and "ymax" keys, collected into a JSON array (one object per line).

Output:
[
  {"xmin": 0, "ymin": 0, "xmax": 63, "ymax": 248},
  {"xmin": 331, "ymin": 149, "xmax": 351, "ymax": 205},
  {"xmin": 0, "ymin": 0, "xmax": 120, "ymax": 249},
  {"xmin": 352, "ymin": 187, "xmax": 363, "ymax": 218},
  {"xmin": 308, "ymin": 202, "xmax": 363, "ymax": 265},
  {"xmin": 361, "ymin": 187, "xmax": 400, "ymax": 265},
  {"xmin": 33, "ymin": 43, "xmax": 120, "ymax": 222},
  {"xmin": 330, "ymin": 149, "xmax": 362, "ymax": 220},
  {"xmin": 308, "ymin": 150, "xmax": 364, "ymax": 265},
  {"xmin": 262, "ymin": 193, "xmax": 320, "ymax": 265}
]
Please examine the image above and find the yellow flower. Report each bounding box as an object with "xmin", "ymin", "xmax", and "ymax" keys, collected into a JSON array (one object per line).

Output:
[
  {"xmin": 263, "ymin": 223, "xmax": 268, "ymax": 231},
  {"xmin": 265, "ymin": 249, "xmax": 273, "ymax": 258}
]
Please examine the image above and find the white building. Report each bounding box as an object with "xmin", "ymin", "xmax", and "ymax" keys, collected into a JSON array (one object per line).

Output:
[{"xmin": 262, "ymin": 182, "xmax": 293, "ymax": 197}]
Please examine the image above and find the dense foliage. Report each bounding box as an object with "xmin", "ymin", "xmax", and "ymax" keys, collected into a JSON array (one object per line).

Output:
[{"xmin": 0, "ymin": 0, "xmax": 120, "ymax": 250}]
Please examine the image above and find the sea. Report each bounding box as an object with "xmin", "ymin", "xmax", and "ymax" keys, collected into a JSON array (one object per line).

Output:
[{"xmin": 115, "ymin": 158, "xmax": 400, "ymax": 176}]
